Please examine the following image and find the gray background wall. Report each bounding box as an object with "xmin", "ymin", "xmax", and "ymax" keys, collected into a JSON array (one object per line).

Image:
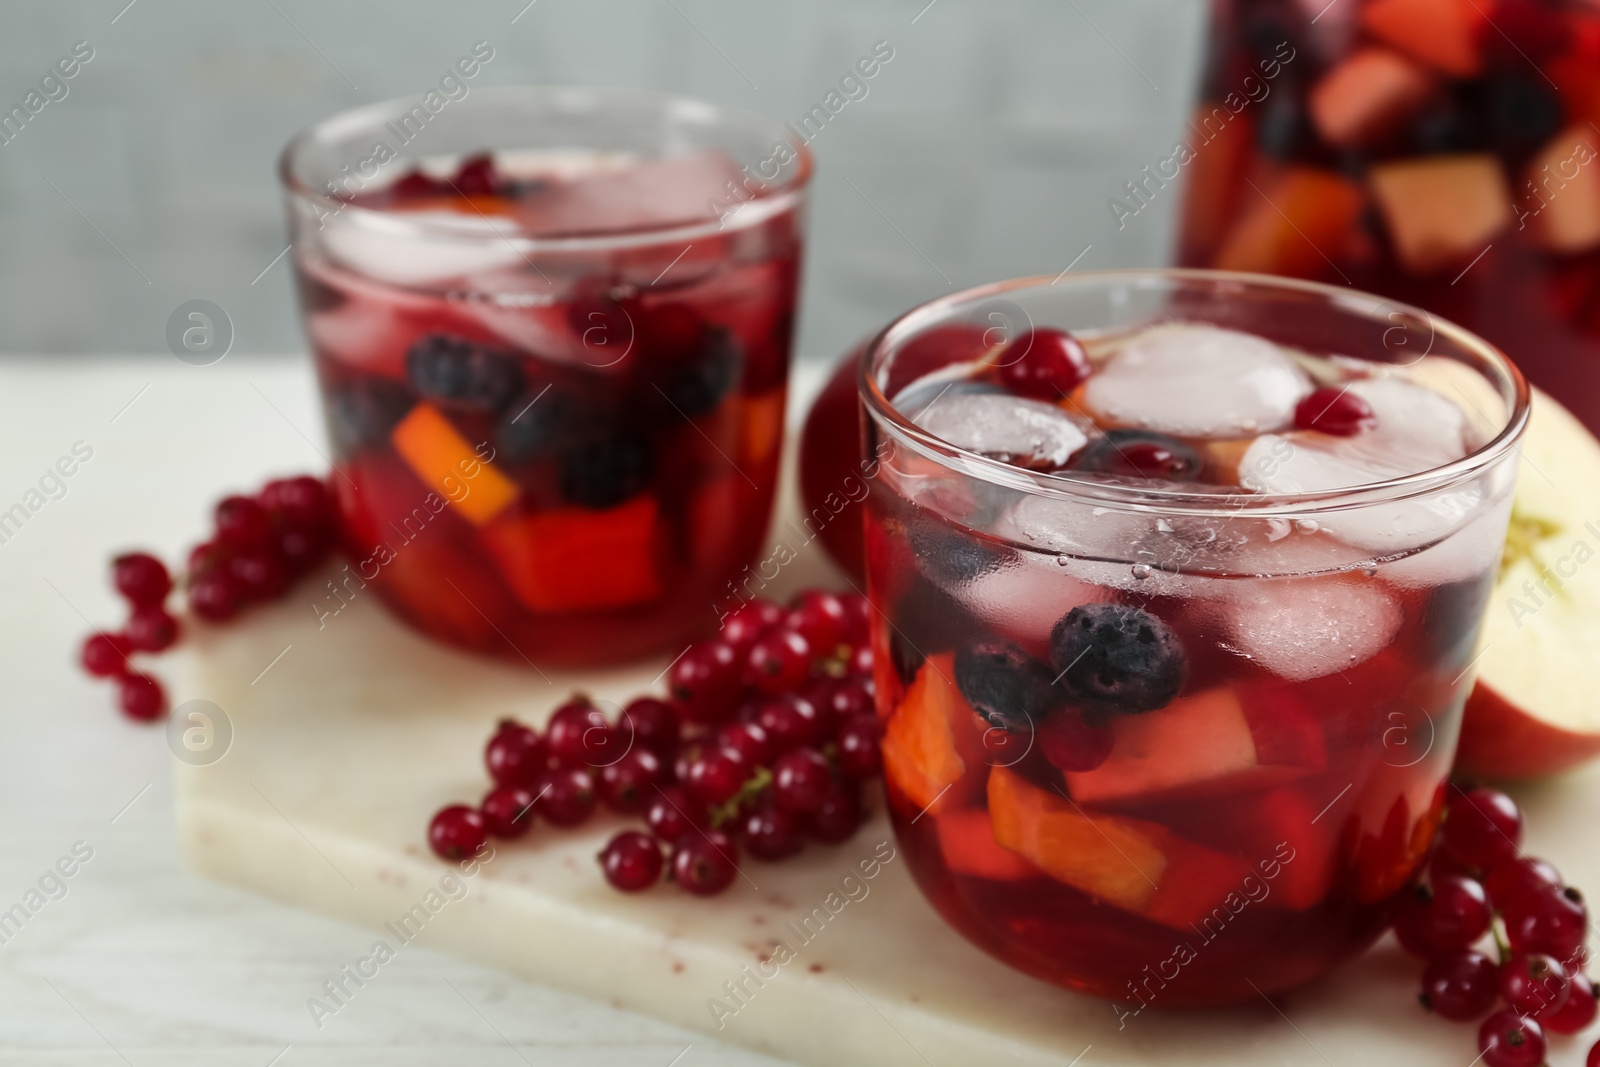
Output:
[{"xmin": 0, "ymin": 0, "xmax": 1204, "ymax": 363}]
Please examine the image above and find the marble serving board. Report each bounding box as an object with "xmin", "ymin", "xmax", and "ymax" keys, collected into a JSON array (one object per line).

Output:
[{"xmin": 169, "ymin": 531, "xmax": 1600, "ymax": 1067}]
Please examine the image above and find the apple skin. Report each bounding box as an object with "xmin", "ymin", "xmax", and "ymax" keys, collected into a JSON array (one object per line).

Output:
[
  {"xmin": 1455, "ymin": 682, "xmax": 1600, "ymax": 780},
  {"xmin": 798, "ymin": 342, "xmax": 869, "ymax": 583}
]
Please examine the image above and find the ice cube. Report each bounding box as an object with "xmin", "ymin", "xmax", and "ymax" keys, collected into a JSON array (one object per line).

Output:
[
  {"xmin": 1222, "ymin": 576, "xmax": 1402, "ymax": 681},
  {"xmin": 1083, "ymin": 324, "xmax": 1312, "ymax": 439},
  {"xmin": 322, "ymin": 214, "xmax": 530, "ymax": 288},
  {"xmin": 952, "ymin": 556, "xmax": 1112, "ymax": 652},
  {"xmin": 1377, "ymin": 490, "xmax": 1512, "ymax": 590},
  {"xmin": 514, "ymin": 150, "xmax": 744, "ymax": 235},
  {"xmin": 912, "ymin": 394, "xmax": 1091, "ymax": 470},
  {"xmin": 1239, "ymin": 373, "xmax": 1480, "ymax": 554}
]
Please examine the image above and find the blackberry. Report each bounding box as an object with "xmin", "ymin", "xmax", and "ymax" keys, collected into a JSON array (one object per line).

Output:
[
  {"xmin": 496, "ymin": 384, "xmax": 590, "ymax": 465},
  {"xmin": 406, "ymin": 334, "xmax": 524, "ymax": 411},
  {"xmin": 1049, "ymin": 603, "xmax": 1185, "ymax": 715},
  {"xmin": 954, "ymin": 643, "xmax": 1060, "ymax": 734},
  {"xmin": 560, "ymin": 433, "xmax": 654, "ymax": 508},
  {"xmin": 657, "ymin": 327, "xmax": 742, "ymax": 418},
  {"xmin": 328, "ymin": 377, "xmax": 414, "ymax": 451}
]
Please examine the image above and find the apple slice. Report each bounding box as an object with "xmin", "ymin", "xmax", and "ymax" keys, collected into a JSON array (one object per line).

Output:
[
  {"xmin": 1456, "ymin": 387, "xmax": 1600, "ymax": 778},
  {"xmin": 1525, "ymin": 126, "xmax": 1600, "ymax": 256},
  {"xmin": 1370, "ymin": 155, "xmax": 1512, "ymax": 275},
  {"xmin": 988, "ymin": 766, "xmax": 1251, "ymax": 930},
  {"xmin": 1214, "ymin": 167, "xmax": 1367, "ymax": 279},
  {"xmin": 881, "ymin": 653, "xmax": 989, "ymax": 815},
  {"xmin": 1062, "ymin": 686, "xmax": 1325, "ymax": 806},
  {"xmin": 1360, "ymin": 0, "xmax": 1485, "ymax": 77},
  {"xmin": 1309, "ymin": 47, "xmax": 1435, "ymax": 149}
]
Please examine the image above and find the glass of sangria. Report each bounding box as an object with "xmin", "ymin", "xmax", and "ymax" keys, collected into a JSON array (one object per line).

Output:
[
  {"xmin": 859, "ymin": 270, "xmax": 1528, "ymax": 1006},
  {"xmin": 279, "ymin": 87, "xmax": 809, "ymax": 667},
  {"xmin": 1180, "ymin": 0, "xmax": 1600, "ymax": 431}
]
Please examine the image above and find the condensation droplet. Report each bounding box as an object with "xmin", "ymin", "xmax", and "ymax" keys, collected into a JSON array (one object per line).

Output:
[
  {"xmin": 1362, "ymin": 565, "xmax": 1378, "ymax": 578},
  {"xmin": 1055, "ymin": 555, "xmax": 1071, "ymax": 567},
  {"xmin": 1131, "ymin": 563, "xmax": 1152, "ymax": 580},
  {"xmin": 1294, "ymin": 518, "xmax": 1320, "ymax": 534}
]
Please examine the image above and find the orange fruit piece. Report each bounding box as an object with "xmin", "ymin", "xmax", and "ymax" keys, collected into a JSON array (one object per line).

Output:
[
  {"xmin": 1361, "ymin": 0, "xmax": 1485, "ymax": 77},
  {"xmin": 481, "ymin": 496, "xmax": 663, "ymax": 614},
  {"xmin": 1213, "ymin": 167, "xmax": 1367, "ymax": 280},
  {"xmin": 881, "ymin": 653, "xmax": 986, "ymax": 816},
  {"xmin": 390, "ymin": 403, "xmax": 518, "ymax": 526}
]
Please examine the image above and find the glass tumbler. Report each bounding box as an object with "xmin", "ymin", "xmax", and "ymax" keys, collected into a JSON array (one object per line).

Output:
[{"xmin": 280, "ymin": 86, "xmax": 810, "ymax": 667}]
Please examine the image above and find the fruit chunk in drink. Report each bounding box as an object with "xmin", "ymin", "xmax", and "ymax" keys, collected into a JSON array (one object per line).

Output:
[{"xmin": 863, "ymin": 311, "xmax": 1516, "ymax": 1004}]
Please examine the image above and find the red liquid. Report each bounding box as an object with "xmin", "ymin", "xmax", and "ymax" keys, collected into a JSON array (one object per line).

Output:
[
  {"xmin": 295, "ymin": 155, "xmax": 802, "ymax": 667},
  {"xmin": 861, "ymin": 334, "xmax": 1497, "ymax": 1005},
  {"xmin": 1179, "ymin": 0, "xmax": 1600, "ymax": 432}
]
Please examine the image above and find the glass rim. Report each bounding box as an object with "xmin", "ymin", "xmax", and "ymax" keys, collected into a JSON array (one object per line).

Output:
[
  {"xmin": 277, "ymin": 84, "xmax": 813, "ymax": 253},
  {"xmin": 857, "ymin": 268, "xmax": 1531, "ymax": 519}
]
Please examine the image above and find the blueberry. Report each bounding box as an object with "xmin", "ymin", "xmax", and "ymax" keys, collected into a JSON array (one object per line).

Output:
[
  {"xmin": 406, "ymin": 334, "xmax": 524, "ymax": 411},
  {"xmin": 328, "ymin": 378, "xmax": 413, "ymax": 451},
  {"xmin": 1075, "ymin": 430, "xmax": 1203, "ymax": 482},
  {"xmin": 954, "ymin": 643, "xmax": 1061, "ymax": 734},
  {"xmin": 496, "ymin": 384, "xmax": 590, "ymax": 465},
  {"xmin": 656, "ymin": 327, "xmax": 742, "ymax": 417},
  {"xmin": 1049, "ymin": 604, "xmax": 1185, "ymax": 714},
  {"xmin": 560, "ymin": 433, "xmax": 654, "ymax": 508}
]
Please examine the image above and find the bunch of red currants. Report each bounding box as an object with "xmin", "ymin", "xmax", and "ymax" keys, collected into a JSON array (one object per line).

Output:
[
  {"xmin": 427, "ymin": 589, "xmax": 882, "ymax": 896},
  {"xmin": 77, "ymin": 475, "xmax": 338, "ymax": 721},
  {"xmin": 1403, "ymin": 786, "xmax": 1598, "ymax": 1067}
]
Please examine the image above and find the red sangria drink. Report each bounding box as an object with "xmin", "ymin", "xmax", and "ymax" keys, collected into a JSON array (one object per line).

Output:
[
  {"xmin": 859, "ymin": 272, "xmax": 1528, "ymax": 1006},
  {"xmin": 280, "ymin": 88, "xmax": 809, "ymax": 666},
  {"xmin": 1179, "ymin": 0, "xmax": 1600, "ymax": 431}
]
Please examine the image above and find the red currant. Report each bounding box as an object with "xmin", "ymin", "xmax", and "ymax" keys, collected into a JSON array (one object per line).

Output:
[
  {"xmin": 545, "ymin": 697, "xmax": 615, "ymax": 767},
  {"xmin": 1543, "ymin": 972, "xmax": 1598, "ymax": 1033},
  {"xmin": 719, "ymin": 599, "xmax": 783, "ymax": 652},
  {"xmin": 480, "ymin": 785, "xmax": 537, "ymax": 839},
  {"xmin": 739, "ymin": 799, "xmax": 804, "ymax": 862},
  {"xmin": 112, "ymin": 552, "xmax": 172, "ymax": 607},
  {"xmin": 485, "ymin": 720, "xmax": 547, "ymax": 788},
  {"xmin": 1420, "ymin": 950, "xmax": 1500, "ymax": 1020},
  {"xmin": 1484, "ymin": 856, "xmax": 1563, "ymax": 912},
  {"xmin": 812, "ymin": 677, "xmax": 872, "ymax": 736},
  {"xmin": 259, "ymin": 475, "xmax": 334, "ymax": 531},
  {"xmin": 746, "ymin": 629, "xmax": 811, "ymax": 695},
  {"xmin": 669, "ymin": 641, "xmax": 743, "ymax": 724},
  {"xmin": 601, "ymin": 831, "xmax": 664, "ymax": 892},
  {"xmin": 116, "ymin": 672, "xmax": 166, "ymax": 721},
  {"xmin": 839, "ymin": 593, "xmax": 871, "ymax": 647},
  {"xmin": 645, "ymin": 786, "xmax": 705, "ymax": 843},
  {"xmin": 125, "ymin": 607, "xmax": 179, "ymax": 652},
  {"xmin": 996, "ymin": 327, "xmax": 1091, "ymax": 400},
  {"xmin": 1441, "ymin": 787, "xmax": 1523, "ymax": 871},
  {"xmin": 1396, "ymin": 876, "xmax": 1493, "ymax": 958},
  {"xmin": 186, "ymin": 539, "xmax": 233, "ymax": 578},
  {"xmin": 1294, "ymin": 386, "xmax": 1376, "ymax": 436},
  {"xmin": 620, "ymin": 696, "xmax": 679, "ymax": 758},
  {"xmin": 753, "ymin": 693, "xmax": 821, "ymax": 754},
  {"xmin": 81, "ymin": 632, "xmax": 130, "ymax": 677},
  {"xmin": 189, "ymin": 570, "xmax": 244, "ymax": 621},
  {"xmin": 537, "ymin": 768, "xmax": 597, "ymax": 827},
  {"xmin": 1501, "ymin": 952, "xmax": 1571, "ymax": 1016},
  {"xmin": 785, "ymin": 590, "xmax": 848, "ymax": 654},
  {"xmin": 598, "ymin": 748, "xmax": 662, "ymax": 814},
  {"xmin": 229, "ymin": 547, "xmax": 289, "ymax": 602},
  {"xmin": 836, "ymin": 715, "xmax": 882, "ymax": 780},
  {"xmin": 214, "ymin": 495, "xmax": 274, "ymax": 547},
  {"xmin": 1477, "ymin": 1008, "xmax": 1545, "ymax": 1067},
  {"xmin": 276, "ymin": 524, "xmax": 332, "ymax": 577},
  {"xmin": 1505, "ymin": 885, "xmax": 1589, "ymax": 961},
  {"xmin": 685, "ymin": 746, "xmax": 749, "ymax": 806},
  {"xmin": 715, "ymin": 722, "xmax": 771, "ymax": 767},
  {"xmin": 428, "ymin": 805, "xmax": 486, "ymax": 860},
  {"xmin": 772, "ymin": 748, "xmax": 831, "ymax": 815},
  {"xmin": 1038, "ymin": 707, "xmax": 1115, "ymax": 772},
  {"xmin": 846, "ymin": 644, "xmax": 873, "ymax": 678},
  {"xmin": 808, "ymin": 783, "xmax": 864, "ymax": 843},
  {"xmin": 672, "ymin": 831, "xmax": 738, "ymax": 896}
]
